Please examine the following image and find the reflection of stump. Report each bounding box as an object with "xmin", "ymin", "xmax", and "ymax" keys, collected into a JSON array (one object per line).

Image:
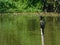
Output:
[
  {"xmin": 57, "ymin": 17, "xmax": 60, "ymax": 22},
  {"xmin": 47, "ymin": 3, "xmax": 54, "ymax": 12}
]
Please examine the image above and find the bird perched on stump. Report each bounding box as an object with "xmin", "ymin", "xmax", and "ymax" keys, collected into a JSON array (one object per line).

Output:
[{"xmin": 40, "ymin": 16, "xmax": 45, "ymax": 35}]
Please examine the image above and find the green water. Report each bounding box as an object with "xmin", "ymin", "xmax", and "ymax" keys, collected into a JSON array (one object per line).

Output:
[
  {"xmin": 45, "ymin": 16, "xmax": 60, "ymax": 45},
  {"xmin": 0, "ymin": 14, "xmax": 41, "ymax": 45},
  {"xmin": 0, "ymin": 14, "xmax": 60, "ymax": 45}
]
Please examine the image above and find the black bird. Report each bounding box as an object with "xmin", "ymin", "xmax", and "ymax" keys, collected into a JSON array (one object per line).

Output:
[{"xmin": 40, "ymin": 16, "xmax": 45, "ymax": 35}]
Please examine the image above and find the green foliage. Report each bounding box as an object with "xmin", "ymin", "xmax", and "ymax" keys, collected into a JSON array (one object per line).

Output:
[
  {"xmin": 0, "ymin": 0, "xmax": 42, "ymax": 12},
  {"xmin": 27, "ymin": 0, "xmax": 41, "ymax": 7},
  {"xmin": 0, "ymin": 0, "xmax": 16, "ymax": 12}
]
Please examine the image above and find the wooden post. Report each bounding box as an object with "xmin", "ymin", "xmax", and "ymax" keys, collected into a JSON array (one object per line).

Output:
[{"xmin": 41, "ymin": 28, "xmax": 44, "ymax": 45}]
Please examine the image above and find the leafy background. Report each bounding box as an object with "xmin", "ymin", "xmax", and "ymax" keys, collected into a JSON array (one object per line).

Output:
[{"xmin": 0, "ymin": 0, "xmax": 42, "ymax": 12}]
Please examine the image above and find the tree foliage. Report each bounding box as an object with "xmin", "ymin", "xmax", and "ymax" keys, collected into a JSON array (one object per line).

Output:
[
  {"xmin": 0, "ymin": 0, "xmax": 42, "ymax": 12},
  {"xmin": 0, "ymin": 0, "xmax": 17, "ymax": 12}
]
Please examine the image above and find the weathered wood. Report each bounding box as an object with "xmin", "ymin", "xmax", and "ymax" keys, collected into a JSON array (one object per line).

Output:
[{"xmin": 41, "ymin": 28, "xmax": 44, "ymax": 45}]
